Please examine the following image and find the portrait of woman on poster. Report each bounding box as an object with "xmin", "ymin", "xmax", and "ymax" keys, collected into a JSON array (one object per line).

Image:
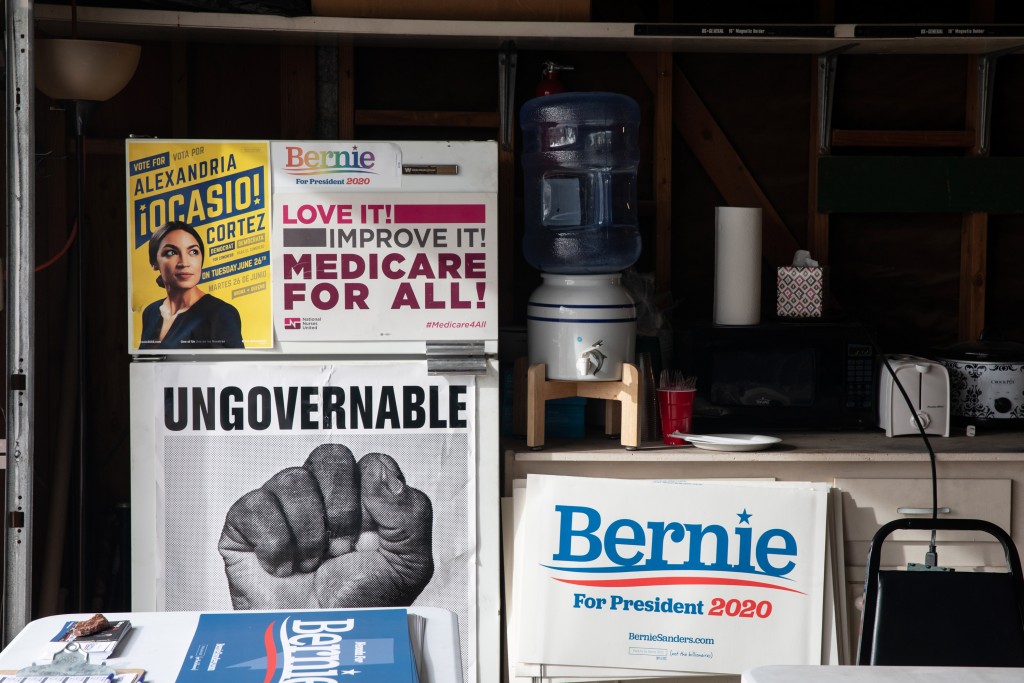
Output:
[{"xmin": 139, "ymin": 220, "xmax": 244, "ymax": 349}]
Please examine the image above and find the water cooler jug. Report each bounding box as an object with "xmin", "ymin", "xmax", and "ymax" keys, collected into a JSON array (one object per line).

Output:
[
  {"xmin": 522, "ymin": 92, "xmax": 641, "ymax": 381},
  {"xmin": 520, "ymin": 91, "xmax": 641, "ymax": 275}
]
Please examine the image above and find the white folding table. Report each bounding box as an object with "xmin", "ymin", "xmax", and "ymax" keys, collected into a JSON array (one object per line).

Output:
[
  {"xmin": 0, "ymin": 608, "xmax": 462, "ymax": 683},
  {"xmin": 743, "ymin": 664, "xmax": 1024, "ymax": 682}
]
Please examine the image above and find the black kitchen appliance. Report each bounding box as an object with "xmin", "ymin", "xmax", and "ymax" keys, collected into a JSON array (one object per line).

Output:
[{"xmin": 679, "ymin": 319, "xmax": 877, "ymax": 432}]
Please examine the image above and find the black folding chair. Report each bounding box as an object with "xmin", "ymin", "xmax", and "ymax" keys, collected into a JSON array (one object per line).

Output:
[{"xmin": 857, "ymin": 517, "xmax": 1024, "ymax": 667}]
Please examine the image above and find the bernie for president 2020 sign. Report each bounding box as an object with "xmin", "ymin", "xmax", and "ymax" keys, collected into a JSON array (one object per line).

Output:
[{"xmin": 515, "ymin": 475, "xmax": 829, "ymax": 677}]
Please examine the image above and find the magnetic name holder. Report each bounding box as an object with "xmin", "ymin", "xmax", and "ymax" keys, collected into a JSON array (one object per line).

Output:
[{"xmin": 9, "ymin": 642, "xmax": 116, "ymax": 683}]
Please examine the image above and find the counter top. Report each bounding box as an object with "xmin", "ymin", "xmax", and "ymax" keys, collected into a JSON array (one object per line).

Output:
[{"xmin": 504, "ymin": 429, "xmax": 1024, "ymax": 462}]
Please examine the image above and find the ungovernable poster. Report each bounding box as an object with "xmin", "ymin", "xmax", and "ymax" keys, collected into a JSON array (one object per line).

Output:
[{"xmin": 132, "ymin": 361, "xmax": 476, "ymax": 680}]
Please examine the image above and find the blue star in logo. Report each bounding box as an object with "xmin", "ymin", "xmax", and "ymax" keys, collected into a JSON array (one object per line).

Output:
[{"xmin": 737, "ymin": 509, "xmax": 752, "ymax": 525}]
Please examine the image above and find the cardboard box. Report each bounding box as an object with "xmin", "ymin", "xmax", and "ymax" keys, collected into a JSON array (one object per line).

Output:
[
  {"xmin": 312, "ymin": 0, "xmax": 590, "ymax": 21},
  {"xmin": 777, "ymin": 266, "xmax": 825, "ymax": 318}
]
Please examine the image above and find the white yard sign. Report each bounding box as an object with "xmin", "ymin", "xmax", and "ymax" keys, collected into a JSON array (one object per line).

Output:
[{"xmin": 515, "ymin": 475, "xmax": 829, "ymax": 676}]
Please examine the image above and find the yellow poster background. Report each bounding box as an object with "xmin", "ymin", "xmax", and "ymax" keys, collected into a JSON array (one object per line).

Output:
[{"xmin": 127, "ymin": 140, "xmax": 273, "ymax": 350}]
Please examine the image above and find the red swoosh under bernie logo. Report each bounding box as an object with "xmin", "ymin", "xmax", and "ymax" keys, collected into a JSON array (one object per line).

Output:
[
  {"xmin": 263, "ymin": 623, "xmax": 278, "ymax": 683},
  {"xmin": 554, "ymin": 576, "xmax": 806, "ymax": 594}
]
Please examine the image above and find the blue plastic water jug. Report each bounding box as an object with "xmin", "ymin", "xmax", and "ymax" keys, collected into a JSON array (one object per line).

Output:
[{"xmin": 520, "ymin": 91, "xmax": 642, "ymax": 274}]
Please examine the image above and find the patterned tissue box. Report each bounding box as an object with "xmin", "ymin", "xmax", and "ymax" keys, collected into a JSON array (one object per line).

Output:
[{"xmin": 777, "ymin": 266, "xmax": 825, "ymax": 318}]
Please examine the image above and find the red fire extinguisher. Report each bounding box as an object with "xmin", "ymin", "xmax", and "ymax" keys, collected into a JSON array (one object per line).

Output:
[{"xmin": 536, "ymin": 61, "xmax": 574, "ymax": 97}]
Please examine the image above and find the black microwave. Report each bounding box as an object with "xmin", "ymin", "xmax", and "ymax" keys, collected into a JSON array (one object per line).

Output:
[{"xmin": 679, "ymin": 320, "xmax": 877, "ymax": 432}]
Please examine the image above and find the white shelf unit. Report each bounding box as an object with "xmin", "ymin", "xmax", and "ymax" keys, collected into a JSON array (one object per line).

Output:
[{"xmin": 32, "ymin": 5, "xmax": 1024, "ymax": 54}]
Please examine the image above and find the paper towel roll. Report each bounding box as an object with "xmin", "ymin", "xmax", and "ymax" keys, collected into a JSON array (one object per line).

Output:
[{"xmin": 714, "ymin": 206, "xmax": 762, "ymax": 325}]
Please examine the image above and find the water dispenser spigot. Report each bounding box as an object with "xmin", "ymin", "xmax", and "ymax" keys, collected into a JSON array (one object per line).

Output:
[{"xmin": 576, "ymin": 340, "xmax": 607, "ymax": 377}]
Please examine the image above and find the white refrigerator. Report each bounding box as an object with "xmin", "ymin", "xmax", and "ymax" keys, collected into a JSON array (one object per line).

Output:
[{"xmin": 126, "ymin": 139, "xmax": 500, "ymax": 683}]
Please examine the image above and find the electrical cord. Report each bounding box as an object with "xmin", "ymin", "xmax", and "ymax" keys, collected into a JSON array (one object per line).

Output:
[
  {"xmin": 868, "ymin": 332, "xmax": 941, "ymax": 566},
  {"xmin": 36, "ymin": 135, "xmax": 87, "ymax": 273},
  {"xmin": 35, "ymin": 216, "xmax": 79, "ymax": 273}
]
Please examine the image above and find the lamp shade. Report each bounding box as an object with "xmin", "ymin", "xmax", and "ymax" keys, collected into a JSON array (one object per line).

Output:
[{"xmin": 35, "ymin": 38, "xmax": 141, "ymax": 101}]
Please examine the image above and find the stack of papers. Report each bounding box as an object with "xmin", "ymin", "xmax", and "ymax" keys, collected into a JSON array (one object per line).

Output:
[
  {"xmin": 0, "ymin": 676, "xmax": 117, "ymax": 683},
  {"xmin": 43, "ymin": 620, "xmax": 133, "ymax": 661},
  {"xmin": 174, "ymin": 608, "xmax": 424, "ymax": 683}
]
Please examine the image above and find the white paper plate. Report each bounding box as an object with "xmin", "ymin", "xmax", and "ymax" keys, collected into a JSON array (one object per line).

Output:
[{"xmin": 672, "ymin": 433, "xmax": 782, "ymax": 452}]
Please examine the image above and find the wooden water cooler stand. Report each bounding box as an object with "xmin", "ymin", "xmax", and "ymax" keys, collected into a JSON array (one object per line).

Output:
[{"xmin": 516, "ymin": 360, "xmax": 641, "ymax": 450}]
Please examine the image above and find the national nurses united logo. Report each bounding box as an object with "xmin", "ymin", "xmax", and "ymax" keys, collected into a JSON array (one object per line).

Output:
[{"xmin": 284, "ymin": 318, "xmax": 302, "ymax": 330}]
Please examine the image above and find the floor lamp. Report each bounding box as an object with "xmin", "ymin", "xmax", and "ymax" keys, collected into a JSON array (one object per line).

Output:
[{"xmin": 35, "ymin": 36, "xmax": 140, "ymax": 610}]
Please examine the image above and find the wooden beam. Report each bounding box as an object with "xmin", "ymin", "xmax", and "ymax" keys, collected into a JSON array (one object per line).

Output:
[
  {"xmin": 654, "ymin": 0, "xmax": 674, "ymax": 303},
  {"xmin": 959, "ymin": 52, "xmax": 988, "ymax": 342},
  {"xmin": 628, "ymin": 52, "xmax": 800, "ymax": 269},
  {"xmin": 654, "ymin": 51, "xmax": 673, "ymax": 307},
  {"xmin": 499, "ymin": 141, "xmax": 515, "ymax": 327},
  {"xmin": 75, "ymin": 138, "xmax": 125, "ymax": 156},
  {"xmin": 338, "ymin": 39, "xmax": 355, "ymax": 139},
  {"xmin": 807, "ymin": 56, "xmax": 829, "ymax": 265},
  {"xmin": 959, "ymin": 212, "xmax": 987, "ymax": 341},
  {"xmin": 971, "ymin": 0, "xmax": 996, "ymax": 22},
  {"xmin": 171, "ymin": 41, "xmax": 188, "ymax": 137},
  {"xmin": 279, "ymin": 45, "xmax": 317, "ymax": 140},
  {"xmin": 354, "ymin": 109, "xmax": 500, "ymax": 127},
  {"xmin": 819, "ymin": 156, "xmax": 1024, "ymax": 213},
  {"xmin": 831, "ymin": 129, "xmax": 976, "ymax": 148},
  {"xmin": 816, "ymin": 0, "xmax": 835, "ymax": 23}
]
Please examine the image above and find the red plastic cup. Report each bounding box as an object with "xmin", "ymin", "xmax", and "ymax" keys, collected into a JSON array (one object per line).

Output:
[{"xmin": 657, "ymin": 388, "xmax": 696, "ymax": 446}]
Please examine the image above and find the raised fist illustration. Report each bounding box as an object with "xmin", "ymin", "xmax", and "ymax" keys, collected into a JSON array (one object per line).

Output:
[{"xmin": 218, "ymin": 443, "xmax": 434, "ymax": 610}]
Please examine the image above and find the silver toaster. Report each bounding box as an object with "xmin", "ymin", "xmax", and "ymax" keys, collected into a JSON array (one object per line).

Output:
[{"xmin": 878, "ymin": 354, "xmax": 950, "ymax": 437}]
